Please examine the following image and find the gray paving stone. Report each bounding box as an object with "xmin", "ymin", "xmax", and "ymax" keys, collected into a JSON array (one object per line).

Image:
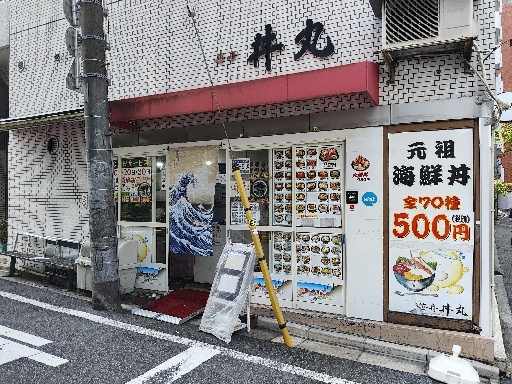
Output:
[{"xmin": 298, "ymin": 339, "xmax": 362, "ymax": 361}]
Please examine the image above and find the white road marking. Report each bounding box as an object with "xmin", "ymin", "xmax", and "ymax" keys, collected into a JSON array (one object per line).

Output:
[
  {"xmin": 0, "ymin": 290, "xmax": 358, "ymax": 384},
  {"xmin": 126, "ymin": 346, "xmax": 220, "ymax": 384},
  {"xmin": 0, "ymin": 336, "xmax": 68, "ymax": 366},
  {"xmin": 0, "ymin": 324, "xmax": 52, "ymax": 346}
]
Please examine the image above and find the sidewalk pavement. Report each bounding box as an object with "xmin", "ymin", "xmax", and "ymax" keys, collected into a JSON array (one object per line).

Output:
[{"xmin": 494, "ymin": 218, "xmax": 512, "ymax": 379}]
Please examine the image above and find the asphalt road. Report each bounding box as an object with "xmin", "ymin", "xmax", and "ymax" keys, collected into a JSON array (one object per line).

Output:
[{"xmin": 0, "ymin": 278, "xmax": 445, "ymax": 384}]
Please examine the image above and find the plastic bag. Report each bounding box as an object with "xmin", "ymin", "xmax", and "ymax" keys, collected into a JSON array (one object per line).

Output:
[{"xmin": 199, "ymin": 242, "xmax": 256, "ymax": 343}]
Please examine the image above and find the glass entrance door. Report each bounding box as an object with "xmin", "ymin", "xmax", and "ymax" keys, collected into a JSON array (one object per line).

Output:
[{"xmin": 114, "ymin": 154, "xmax": 168, "ymax": 291}]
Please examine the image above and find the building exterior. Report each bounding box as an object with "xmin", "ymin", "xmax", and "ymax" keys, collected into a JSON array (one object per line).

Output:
[
  {"xmin": 498, "ymin": 0, "xmax": 512, "ymax": 209},
  {"xmin": 0, "ymin": 0, "xmax": 501, "ymax": 362}
]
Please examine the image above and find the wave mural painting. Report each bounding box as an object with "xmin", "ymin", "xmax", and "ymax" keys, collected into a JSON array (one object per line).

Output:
[{"xmin": 168, "ymin": 146, "xmax": 219, "ymax": 257}]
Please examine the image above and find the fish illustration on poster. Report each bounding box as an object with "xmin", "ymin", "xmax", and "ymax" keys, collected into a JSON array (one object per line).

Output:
[
  {"xmin": 296, "ymin": 282, "xmax": 343, "ymax": 303},
  {"xmin": 168, "ymin": 146, "xmax": 219, "ymax": 257},
  {"xmin": 252, "ymin": 277, "xmax": 293, "ymax": 300}
]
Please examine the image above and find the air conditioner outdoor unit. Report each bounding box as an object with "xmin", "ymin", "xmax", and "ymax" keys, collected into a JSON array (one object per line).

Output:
[{"xmin": 382, "ymin": 0, "xmax": 479, "ymax": 51}]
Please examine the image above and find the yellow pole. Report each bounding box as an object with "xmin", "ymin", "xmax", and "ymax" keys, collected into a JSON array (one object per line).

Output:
[{"xmin": 233, "ymin": 167, "xmax": 293, "ymax": 347}]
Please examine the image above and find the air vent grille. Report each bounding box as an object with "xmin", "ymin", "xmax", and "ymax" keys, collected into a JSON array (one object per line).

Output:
[{"xmin": 385, "ymin": 0, "xmax": 439, "ymax": 45}]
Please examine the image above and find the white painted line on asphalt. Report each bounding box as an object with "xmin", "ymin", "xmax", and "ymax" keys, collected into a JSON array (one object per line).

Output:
[
  {"xmin": 0, "ymin": 324, "xmax": 52, "ymax": 346},
  {"xmin": 28, "ymin": 351, "xmax": 68, "ymax": 367},
  {"xmin": 0, "ymin": 290, "xmax": 357, "ymax": 384},
  {"xmin": 0, "ymin": 337, "xmax": 68, "ymax": 367},
  {"xmin": 0, "ymin": 338, "xmax": 27, "ymax": 365},
  {"xmin": 126, "ymin": 346, "xmax": 220, "ymax": 384}
]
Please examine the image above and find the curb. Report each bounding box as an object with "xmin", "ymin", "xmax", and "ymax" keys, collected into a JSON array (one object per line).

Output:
[
  {"xmin": 256, "ymin": 316, "xmax": 500, "ymax": 382},
  {"xmin": 495, "ymin": 273, "xmax": 512, "ymax": 376}
]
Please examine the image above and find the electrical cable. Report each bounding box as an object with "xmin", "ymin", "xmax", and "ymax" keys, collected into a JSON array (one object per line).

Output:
[
  {"xmin": 464, "ymin": 42, "xmax": 510, "ymax": 126},
  {"xmin": 186, "ymin": 2, "xmax": 232, "ymax": 153}
]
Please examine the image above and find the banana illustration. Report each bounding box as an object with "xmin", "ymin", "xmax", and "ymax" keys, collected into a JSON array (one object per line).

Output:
[{"xmin": 135, "ymin": 235, "xmax": 149, "ymax": 262}]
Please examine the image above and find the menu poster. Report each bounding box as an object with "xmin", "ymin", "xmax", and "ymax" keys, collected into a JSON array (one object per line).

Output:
[
  {"xmin": 120, "ymin": 157, "xmax": 152, "ymax": 204},
  {"xmin": 230, "ymin": 179, "xmax": 251, "ymax": 196},
  {"xmin": 272, "ymin": 231, "xmax": 293, "ymax": 275},
  {"xmin": 232, "ymin": 158, "xmax": 250, "ymax": 174},
  {"xmin": 230, "ymin": 201, "xmax": 260, "ymax": 225},
  {"xmin": 296, "ymin": 232, "xmax": 343, "ymax": 279},
  {"xmin": 295, "ymin": 146, "xmax": 342, "ymax": 228},
  {"xmin": 273, "ymin": 148, "xmax": 293, "ymax": 226}
]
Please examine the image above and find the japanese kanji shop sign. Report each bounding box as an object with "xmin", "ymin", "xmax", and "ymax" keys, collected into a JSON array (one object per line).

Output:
[
  {"xmin": 388, "ymin": 129, "xmax": 474, "ymax": 321},
  {"xmin": 247, "ymin": 19, "xmax": 334, "ymax": 72}
]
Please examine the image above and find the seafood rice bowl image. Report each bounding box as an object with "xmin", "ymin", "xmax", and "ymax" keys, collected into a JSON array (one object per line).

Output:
[
  {"xmin": 394, "ymin": 271, "xmax": 435, "ymax": 292},
  {"xmin": 393, "ymin": 252, "xmax": 437, "ymax": 292}
]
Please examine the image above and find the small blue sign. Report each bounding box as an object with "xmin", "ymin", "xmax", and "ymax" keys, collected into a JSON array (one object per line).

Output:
[{"xmin": 362, "ymin": 192, "xmax": 377, "ymax": 206}]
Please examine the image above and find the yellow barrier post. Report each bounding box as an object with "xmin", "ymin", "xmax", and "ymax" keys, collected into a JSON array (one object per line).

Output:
[{"xmin": 232, "ymin": 166, "xmax": 293, "ymax": 347}]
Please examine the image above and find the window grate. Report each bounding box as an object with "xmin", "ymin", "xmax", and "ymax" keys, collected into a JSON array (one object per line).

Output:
[{"xmin": 385, "ymin": 0, "xmax": 439, "ymax": 45}]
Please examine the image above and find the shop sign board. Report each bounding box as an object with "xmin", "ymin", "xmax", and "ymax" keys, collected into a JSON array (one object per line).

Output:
[
  {"xmin": 245, "ymin": 19, "xmax": 334, "ymax": 72},
  {"xmin": 120, "ymin": 157, "xmax": 152, "ymax": 203},
  {"xmin": 388, "ymin": 129, "xmax": 474, "ymax": 320}
]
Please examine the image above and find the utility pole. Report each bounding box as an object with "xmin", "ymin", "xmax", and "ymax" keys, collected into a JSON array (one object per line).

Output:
[{"xmin": 70, "ymin": 0, "xmax": 120, "ymax": 310}]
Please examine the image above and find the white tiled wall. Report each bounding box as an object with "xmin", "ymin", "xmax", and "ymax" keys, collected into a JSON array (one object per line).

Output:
[
  {"xmin": 7, "ymin": 121, "xmax": 89, "ymax": 246},
  {"xmin": 7, "ymin": 0, "xmax": 496, "ymax": 118}
]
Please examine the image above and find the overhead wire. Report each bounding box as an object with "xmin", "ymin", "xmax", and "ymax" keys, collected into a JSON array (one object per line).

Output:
[
  {"xmin": 186, "ymin": 1, "xmax": 232, "ymax": 154},
  {"xmin": 464, "ymin": 42, "xmax": 510, "ymax": 127}
]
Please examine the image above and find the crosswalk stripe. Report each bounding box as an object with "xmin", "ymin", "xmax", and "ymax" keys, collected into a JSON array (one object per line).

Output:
[
  {"xmin": 0, "ymin": 337, "xmax": 68, "ymax": 367},
  {"xmin": 0, "ymin": 324, "xmax": 51, "ymax": 346},
  {"xmin": 126, "ymin": 346, "xmax": 220, "ymax": 384}
]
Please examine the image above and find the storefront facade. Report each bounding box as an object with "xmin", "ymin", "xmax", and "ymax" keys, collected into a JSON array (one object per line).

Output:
[{"xmin": 1, "ymin": 0, "xmax": 499, "ymax": 361}]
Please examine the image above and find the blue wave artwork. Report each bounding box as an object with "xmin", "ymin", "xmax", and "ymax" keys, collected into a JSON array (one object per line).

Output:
[{"xmin": 169, "ymin": 173, "xmax": 214, "ymax": 257}]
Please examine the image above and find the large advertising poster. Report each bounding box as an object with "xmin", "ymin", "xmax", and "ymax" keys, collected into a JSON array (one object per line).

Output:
[
  {"xmin": 168, "ymin": 146, "xmax": 219, "ymax": 257},
  {"xmin": 388, "ymin": 129, "xmax": 474, "ymax": 321}
]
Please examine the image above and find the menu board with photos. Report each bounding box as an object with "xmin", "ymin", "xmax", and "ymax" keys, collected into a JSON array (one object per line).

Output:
[
  {"xmin": 295, "ymin": 146, "xmax": 342, "ymax": 228},
  {"xmin": 296, "ymin": 232, "xmax": 343, "ymax": 280},
  {"xmin": 272, "ymin": 148, "xmax": 293, "ymax": 226},
  {"xmin": 230, "ymin": 155, "xmax": 270, "ymax": 225},
  {"xmin": 271, "ymin": 231, "xmax": 293, "ymax": 275}
]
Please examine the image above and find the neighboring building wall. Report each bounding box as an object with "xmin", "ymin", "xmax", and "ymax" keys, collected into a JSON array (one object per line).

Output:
[
  {"xmin": 500, "ymin": 151, "xmax": 512, "ymax": 183},
  {"xmin": 502, "ymin": 3, "xmax": 512, "ymax": 91},
  {"xmin": 0, "ymin": 78, "xmax": 7, "ymax": 118},
  {"xmin": 7, "ymin": 0, "xmax": 495, "ymax": 117},
  {"xmin": 0, "ymin": 1, "xmax": 9, "ymax": 50},
  {"xmin": 7, "ymin": 121, "xmax": 89, "ymax": 246},
  {"xmin": 498, "ymin": 150, "xmax": 512, "ymax": 209},
  {"xmin": 8, "ymin": 0, "xmax": 82, "ymax": 117}
]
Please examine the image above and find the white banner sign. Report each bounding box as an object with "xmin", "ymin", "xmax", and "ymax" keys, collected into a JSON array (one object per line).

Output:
[{"xmin": 388, "ymin": 129, "xmax": 474, "ymax": 320}]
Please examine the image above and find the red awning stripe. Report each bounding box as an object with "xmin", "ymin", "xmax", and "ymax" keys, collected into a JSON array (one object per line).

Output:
[{"xmin": 109, "ymin": 61, "xmax": 379, "ymax": 123}]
